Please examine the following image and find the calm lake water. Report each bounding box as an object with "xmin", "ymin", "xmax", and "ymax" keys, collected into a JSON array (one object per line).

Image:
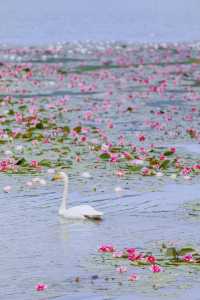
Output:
[
  {"xmin": 0, "ymin": 0, "xmax": 200, "ymax": 45},
  {"xmin": 1, "ymin": 1, "xmax": 200, "ymax": 299}
]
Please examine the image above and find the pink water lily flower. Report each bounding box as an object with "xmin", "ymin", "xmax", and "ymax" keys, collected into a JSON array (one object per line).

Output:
[
  {"xmin": 150, "ymin": 264, "xmax": 162, "ymax": 273},
  {"xmin": 98, "ymin": 245, "xmax": 115, "ymax": 253},
  {"xmin": 125, "ymin": 248, "xmax": 137, "ymax": 254},
  {"xmin": 183, "ymin": 254, "xmax": 193, "ymax": 262},
  {"xmin": 146, "ymin": 255, "xmax": 156, "ymax": 264},
  {"xmin": 35, "ymin": 283, "xmax": 48, "ymax": 291},
  {"xmin": 31, "ymin": 160, "xmax": 39, "ymax": 168}
]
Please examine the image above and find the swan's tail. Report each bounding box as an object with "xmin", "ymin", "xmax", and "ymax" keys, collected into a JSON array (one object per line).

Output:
[{"xmin": 84, "ymin": 212, "xmax": 103, "ymax": 220}]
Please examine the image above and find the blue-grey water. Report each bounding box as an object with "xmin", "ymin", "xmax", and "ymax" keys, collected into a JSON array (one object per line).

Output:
[
  {"xmin": 0, "ymin": 0, "xmax": 200, "ymax": 45},
  {"xmin": 1, "ymin": 1, "xmax": 200, "ymax": 300}
]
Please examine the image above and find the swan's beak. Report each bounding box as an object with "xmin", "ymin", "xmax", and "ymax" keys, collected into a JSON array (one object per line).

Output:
[{"xmin": 52, "ymin": 173, "xmax": 62, "ymax": 181}]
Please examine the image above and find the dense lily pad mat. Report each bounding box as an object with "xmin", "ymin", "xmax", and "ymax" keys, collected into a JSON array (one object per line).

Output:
[{"xmin": 0, "ymin": 42, "xmax": 200, "ymax": 178}]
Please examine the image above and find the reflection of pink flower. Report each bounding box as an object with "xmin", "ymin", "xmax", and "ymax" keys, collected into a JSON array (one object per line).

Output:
[
  {"xmin": 183, "ymin": 254, "xmax": 193, "ymax": 262},
  {"xmin": 128, "ymin": 274, "xmax": 139, "ymax": 282},
  {"xmin": 116, "ymin": 170, "xmax": 125, "ymax": 177},
  {"xmin": 116, "ymin": 266, "xmax": 127, "ymax": 273},
  {"xmin": 35, "ymin": 283, "xmax": 48, "ymax": 291},
  {"xmin": 150, "ymin": 264, "xmax": 162, "ymax": 273},
  {"xmin": 98, "ymin": 245, "xmax": 115, "ymax": 253}
]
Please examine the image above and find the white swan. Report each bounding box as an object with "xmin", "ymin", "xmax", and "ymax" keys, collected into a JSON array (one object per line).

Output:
[{"xmin": 52, "ymin": 172, "xmax": 103, "ymax": 220}]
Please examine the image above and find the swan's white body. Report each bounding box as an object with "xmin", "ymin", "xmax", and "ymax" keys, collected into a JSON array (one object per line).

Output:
[{"xmin": 54, "ymin": 172, "xmax": 103, "ymax": 220}]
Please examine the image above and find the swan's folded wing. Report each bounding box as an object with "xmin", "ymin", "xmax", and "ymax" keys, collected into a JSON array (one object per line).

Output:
[
  {"xmin": 65, "ymin": 205, "xmax": 103, "ymax": 220},
  {"xmin": 80, "ymin": 205, "xmax": 103, "ymax": 220}
]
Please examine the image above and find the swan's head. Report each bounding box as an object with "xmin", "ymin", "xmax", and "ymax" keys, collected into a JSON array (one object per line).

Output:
[{"xmin": 52, "ymin": 171, "xmax": 68, "ymax": 181}]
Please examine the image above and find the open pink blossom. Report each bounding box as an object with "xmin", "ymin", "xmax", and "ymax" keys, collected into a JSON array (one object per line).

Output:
[
  {"xmin": 146, "ymin": 255, "xmax": 156, "ymax": 264},
  {"xmin": 183, "ymin": 254, "xmax": 193, "ymax": 262},
  {"xmin": 35, "ymin": 283, "xmax": 48, "ymax": 291},
  {"xmin": 150, "ymin": 264, "xmax": 162, "ymax": 273},
  {"xmin": 138, "ymin": 134, "xmax": 145, "ymax": 142},
  {"xmin": 98, "ymin": 245, "xmax": 115, "ymax": 253},
  {"xmin": 31, "ymin": 160, "xmax": 39, "ymax": 168},
  {"xmin": 125, "ymin": 247, "xmax": 137, "ymax": 255}
]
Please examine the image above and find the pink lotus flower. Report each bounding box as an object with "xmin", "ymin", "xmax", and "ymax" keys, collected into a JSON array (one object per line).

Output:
[
  {"xmin": 183, "ymin": 254, "xmax": 193, "ymax": 262},
  {"xmin": 150, "ymin": 264, "xmax": 162, "ymax": 273},
  {"xmin": 0, "ymin": 159, "xmax": 12, "ymax": 172},
  {"xmin": 35, "ymin": 283, "xmax": 48, "ymax": 291},
  {"xmin": 116, "ymin": 266, "xmax": 127, "ymax": 273},
  {"xmin": 170, "ymin": 147, "xmax": 176, "ymax": 153},
  {"xmin": 84, "ymin": 111, "xmax": 93, "ymax": 120},
  {"xmin": 125, "ymin": 248, "xmax": 137, "ymax": 255},
  {"xmin": 128, "ymin": 274, "xmax": 139, "ymax": 282},
  {"xmin": 181, "ymin": 167, "xmax": 192, "ymax": 176},
  {"xmin": 138, "ymin": 134, "xmax": 145, "ymax": 142},
  {"xmin": 141, "ymin": 167, "xmax": 151, "ymax": 176},
  {"xmin": 159, "ymin": 154, "xmax": 166, "ymax": 161},
  {"xmin": 110, "ymin": 153, "xmax": 118, "ymax": 163},
  {"xmin": 98, "ymin": 245, "xmax": 115, "ymax": 253},
  {"xmin": 146, "ymin": 255, "xmax": 156, "ymax": 264},
  {"xmin": 123, "ymin": 152, "xmax": 132, "ymax": 160},
  {"xmin": 128, "ymin": 252, "xmax": 143, "ymax": 261},
  {"xmin": 31, "ymin": 160, "xmax": 39, "ymax": 168}
]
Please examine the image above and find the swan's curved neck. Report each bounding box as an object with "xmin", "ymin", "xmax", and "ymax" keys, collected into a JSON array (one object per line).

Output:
[{"xmin": 60, "ymin": 175, "xmax": 68, "ymax": 211}]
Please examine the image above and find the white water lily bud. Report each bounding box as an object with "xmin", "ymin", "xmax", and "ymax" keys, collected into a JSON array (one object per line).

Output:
[
  {"xmin": 156, "ymin": 172, "xmax": 163, "ymax": 177},
  {"xmin": 81, "ymin": 172, "xmax": 92, "ymax": 178},
  {"xmin": 4, "ymin": 150, "xmax": 12, "ymax": 156},
  {"xmin": 3, "ymin": 185, "xmax": 11, "ymax": 193},
  {"xmin": 39, "ymin": 179, "xmax": 47, "ymax": 185},
  {"xmin": 114, "ymin": 186, "xmax": 123, "ymax": 193}
]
